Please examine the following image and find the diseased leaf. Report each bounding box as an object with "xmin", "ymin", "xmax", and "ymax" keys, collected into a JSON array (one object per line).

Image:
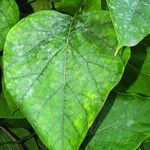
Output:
[
  {"xmin": 107, "ymin": 0, "xmax": 150, "ymax": 52},
  {"xmin": 0, "ymin": 0, "xmax": 19, "ymax": 50},
  {"xmin": 3, "ymin": 10, "xmax": 130, "ymax": 150},
  {"xmin": 86, "ymin": 93, "xmax": 150, "ymax": 150}
]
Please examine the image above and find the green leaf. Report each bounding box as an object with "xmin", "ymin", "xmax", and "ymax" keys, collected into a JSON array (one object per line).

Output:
[
  {"xmin": 115, "ymin": 37, "xmax": 150, "ymax": 96},
  {"xmin": 30, "ymin": 0, "xmax": 52, "ymax": 12},
  {"xmin": 126, "ymin": 48, "xmax": 150, "ymax": 96},
  {"xmin": 0, "ymin": 127, "xmax": 17, "ymax": 150},
  {"xmin": 3, "ymin": 10, "xmax": 130, "ymax": 149},
  {"xmin": 56, "ymin": 0, "xmax": 83, "ymax": 15},
  {"xmin": 0, "ymin": 0, "xmax": 19, "ymax": 50},
  {"xmin": 1, "ymin": 119, "xmax": 32, "ymax": 130},
  {"xmin": 86, "ymin": 93, "xmax": 150, "ymax": 150},
  {"xmin": 56, "ymin": 0, "xmax": 101, "ymax": 15},
  {"xmin": 10, "ymin": 128, "xmax": 39, "ymax": 150},
  {"xmin": 0, "ymin": 93, "xmax": 24, "ymax": 119},
  {"xmin": 81, "ymin": 0, "xmax": 102, "ymax": 13},
  {"xmin": 2, "ymin": 78, "xmax": 24, "ymax": 118},
  {"xmin": 0, "ymin": 127, "xmax": 38, "ymax": 150},
  {"xmin": 107, "ymin": 0, "xmax": 150, "ymax": 51}
]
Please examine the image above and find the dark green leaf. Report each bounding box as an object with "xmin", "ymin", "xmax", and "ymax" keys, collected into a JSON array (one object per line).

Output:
[
  {"xmin": 2, "ymin": 79, "xmax": 24, "ymax": 118},
  {"xmin": 115, "ymin": 37, "xmax": 150, "ymax": 96},
  {"xmin": 0, "ymin": 93, "xmax": 24, "ymax": 119},
  {"xmin": 0, "ymin": 127, "xmax": 38, "ymax": 150},
  {"xmin": 56, "ymin": 0, "xmax": 101, "ymax": 15},
  {"xmin": 30, "ymin": 0, "xmax": 52, "ymax": 12}
]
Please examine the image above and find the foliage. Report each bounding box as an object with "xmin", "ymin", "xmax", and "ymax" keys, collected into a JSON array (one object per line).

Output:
[{"xmin": 0, "ymin": 0, "xmax": 150, "ymax": 150}]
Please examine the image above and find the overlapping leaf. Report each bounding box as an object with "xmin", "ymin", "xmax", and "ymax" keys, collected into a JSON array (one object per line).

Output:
[
  {"xmin": 86, "ymin": 93, "xmax": 150, "ymax": 150},
  {"xmin": 107, "ymin": 0, "xmax": 150, "ymax": 52},
  {"xmin": 3, "ymin": 10, "xmax": 130, "ymax": 149},
  {"xmin": 0, "ymin": 0, "xmax": 19, "ymax": 50}
]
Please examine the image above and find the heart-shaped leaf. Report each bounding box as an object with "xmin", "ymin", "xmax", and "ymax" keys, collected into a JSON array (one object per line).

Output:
[
  {"xmin": 0, "ymin": 0, "xmax": 19, "ymax": 50},
  {"xmin": 3, "ymin": 10, "xmax": 130, "ymax": 149},
  {"xmin": 86, "ymin": 93, "xmax": 150, "ymax": 150},
  {"xmin": 107, "ymin": 0, "xmax": 150, "ymax": 52}
]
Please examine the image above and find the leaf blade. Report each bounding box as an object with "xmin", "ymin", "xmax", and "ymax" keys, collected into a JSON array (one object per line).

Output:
[{"xmin": 3, "ymin": 10, "xmax": 130, "ymax": 150}]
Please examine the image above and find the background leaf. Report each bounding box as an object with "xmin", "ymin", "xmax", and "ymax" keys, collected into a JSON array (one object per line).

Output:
[
  {"xmin": 115, "ymin": 36, "xmax": 150, "ymax": 96},
  {"xmin": 29, "ymin": 0, "xmax": 52, "ymax": 12},
  {"xmin": 86, "ymin": 93, "xmax": 150, "ymax": 150},
  {"xmin": 0, "ymin": 126, "xmax": 38, "ymax": 150},
  {"xmin": 0, "ymin": 0, "xmax": 19, "ymax": 50},
  {"xmin": 0, "ymin": 93, "xmax": 24, "ymax": 119},
  {"xmin": 56, "ymin": 0, "xmax": 101, "ymax": 15}
]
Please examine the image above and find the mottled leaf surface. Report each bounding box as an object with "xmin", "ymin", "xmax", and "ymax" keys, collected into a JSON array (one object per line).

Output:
[
  {"xmin": 0, "ymin": 0, "xmax": 19, "ymax": 50},
  {"xmin": 86, "ymin": 94, "xmax": 150, "ymax": 150},
  {"xmin": 3, "ymin": 10, "xmax": 130, "ymax": 150},
  {"xmin": 107, "ymin": 0, "xmax": 150, "ymax": 50}
]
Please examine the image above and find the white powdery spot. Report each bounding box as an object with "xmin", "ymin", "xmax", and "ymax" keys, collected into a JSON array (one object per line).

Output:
[
  {"xmin": 26, "ymin": 88, "xmax": 33, "ymax": 98},
  {"xmin": 47, "ymin": 48, "xmax": 51, "ymax": 52},
  {"xmin": 130, "ymin": 38, "xmax": 137, "ymax": 46},
  {"xmin": 14, "ymin": 43, "xmax": 24, "ymax": 50},
  {"xmin": 127, "ymin": 120, "xmax": 134, "ymax": 127}
]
